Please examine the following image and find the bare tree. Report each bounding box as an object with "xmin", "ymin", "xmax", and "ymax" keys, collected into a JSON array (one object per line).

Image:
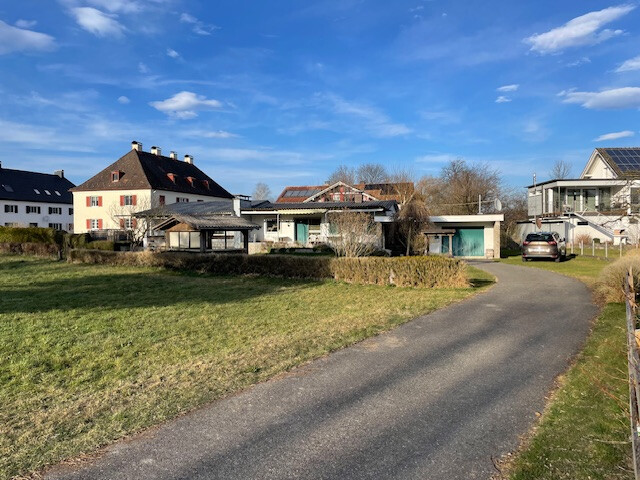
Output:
[
  {"xmin": 108, "ymin": 197, "xmax": 158, "ymax": 247},
  {"xmin": 356, "ymin": 163, "xmax": 388, "ymax": 184},
  {"xmin": 326, "ymin": 165, "xmax": 356, "ymax": 185},
  {"xmin": 327, "ymin": 210, "xmax": 378, "ymax": 257},
  {"xmin": 550, "ymin": 159, "xmax": 572, "ymax": 179},
  {"xmin": 395, "ymin": 197, "xmax": 431, "ymax": 255},
  {"xmin": 388, "ymin": 166, "xmax": 417, "ymax": 205},
  {"xmin": 252, "ymin": 182, "xmax": 272, "ymax": 201}
]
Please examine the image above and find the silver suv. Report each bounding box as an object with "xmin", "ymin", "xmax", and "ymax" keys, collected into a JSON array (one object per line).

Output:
[{"xmin": 522, "ymin": 232, "xmax": 566, "ymax": 262}]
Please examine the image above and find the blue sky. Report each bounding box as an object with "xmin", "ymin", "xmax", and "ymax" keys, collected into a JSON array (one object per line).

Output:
[{"xmin": 1, "ymin": 1, "xmax": 640, "ymax": 196}]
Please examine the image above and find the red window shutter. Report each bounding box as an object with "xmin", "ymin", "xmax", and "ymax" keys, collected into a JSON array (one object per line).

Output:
[
  {"xmin": 98, "ymin": 196, "xmax": 103, "ymax": 207},
  {"xmin": 132, "ymin": 218, "xmax": 137, "ymax": 228},
  {"xmin": 98, "ymin": 219, "xmax": 103, "ymax": 229},
  {"xmin": 120, "ymin": 195, "xmax": 125, "ymax": 206},
  {"xmin": 86, "ymin": 196, "xmax": 91, "ymax": 207},
  {"xmin": 132, "ymin": 195, "xmax": 137, "ymax": 206},
  {"xmin": 86, "ymin": 219, "xmax": 91, "ymax": 229},
  {"xmin": 119, "ymin": 218, "xmax": 125, "ymax": 228}
]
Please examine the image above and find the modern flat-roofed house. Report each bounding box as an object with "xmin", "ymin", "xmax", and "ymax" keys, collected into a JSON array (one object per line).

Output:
[
  {"xmin": 0, "ymin": 163, "xmax": 75, "ymax": 231},
  {"xmin": 522, "ymin": 148, "xmax": 640, "ymax": 244},
  {"xmin": 70, "ymin": 141, "xmax": 234, "ymax": 237}
]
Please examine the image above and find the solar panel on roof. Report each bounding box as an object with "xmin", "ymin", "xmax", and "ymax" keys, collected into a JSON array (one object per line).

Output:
[{"xmin": 605, "ymin": 148, "xmax": 640, "ymax": 172}]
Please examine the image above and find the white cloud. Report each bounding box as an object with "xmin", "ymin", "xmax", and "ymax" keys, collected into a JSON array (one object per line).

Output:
[
  {"xmin": 117, "ymin": 95, "xmax": 130, "ymax": 104},
  {"xmin": 149, "ymin": 91, "xmax": 223, "ymax": 119},
  {"xmin": 180, "ymin": 12, "xmax": 218, "ymax": 35},
  {"xmin": 86, "ymin": 0, "xmax": 143, "ymax": 13},
  {"xmin": 0, "ymin": 20, "xmax": 56, "ymax": 55},
  {"xmin": 70, "ymin": 7, "xmax": 125, "ymax": 37},
  {"xmin": 616, "ymin": 55, "xmax": 640, "ymax": 72},
  {"xmin": 15, "ymin": 19, "xmax": 37, "ymax": 28},
  {"xmin": 495, "ymin": 96, "xmax": 512, "ymax": 103},
  {"xmin": 415, "ymin": 154, "xmax": 457, "ymax": 163},
  {"xmin": 594, "ymin": 130, "xmax": 635, "ymax": 141},
  {"xmin": 201, "ymin": 130, "xmax": 238, "ymax": 138},
  {"xmin": 497, "ymin": 84, "xmax": 519, "ymax": 92},
  {"xmin": 138, "ymin": 62, "xmax": 149, "ymax": 74},
  {"xmin": 525, "ymin": 4, "xmax": 635, "ymax": 54},
  {"xmin": 166, "ymin": 48, "xmax": 179, "ymax": 58},
  {"xmin": 566, "ymin": 56, "xmax": 591, "ymax": 67},
  {"xmin": 559, "ymin": 87, "xmax": 640, "ymax": 109},
  {"xmin": 322, "ymin": 93, "xmax": 412, "ymax": 137}
]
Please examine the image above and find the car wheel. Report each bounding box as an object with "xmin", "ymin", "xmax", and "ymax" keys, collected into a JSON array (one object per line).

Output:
[
  {"xmin": 522, "ymin": 256, "xmax": 526, "ymax": 262},
  {"xmin": 554, "ymin": 256, "xmax": 561, "ymax": 263}
]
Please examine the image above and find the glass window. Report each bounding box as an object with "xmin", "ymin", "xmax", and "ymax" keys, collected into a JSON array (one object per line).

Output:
[
  {"xmin": 584, "ymin": 189, "xmax": 597, "ymax": 211},
  {"xmin": 190, "ymin": 232, "xmax": 200, "ymax": 249},
  {"xmin": 265, "ymin": 219, "xmax": 278, "ymax": 232}
]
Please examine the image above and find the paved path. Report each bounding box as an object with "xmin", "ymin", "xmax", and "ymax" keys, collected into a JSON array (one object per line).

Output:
[{"xmin": 47, "ymin": 262, "xmax": 597, "ymax": 480}]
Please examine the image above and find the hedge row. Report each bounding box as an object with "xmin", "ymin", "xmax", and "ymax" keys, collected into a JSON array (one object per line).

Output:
[
  {"xmin": 67, "ymin": 250, "xmax": 468, "ymax": 288},
  {"xmin": 0, "ymin": 242, "xmax": 61, "ymax": 257},
  {"xmin": 0, "ymin": 226, "xmax": 63, "ymax": 245}
]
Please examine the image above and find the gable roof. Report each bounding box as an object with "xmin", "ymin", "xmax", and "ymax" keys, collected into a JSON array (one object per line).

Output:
[
  {"xmin": 71, "ymin": 148, "xmax": 234, "ymax": 198},
  {"xmin": 276, "ymin": 185, "xmax": 327, "ymax": 203},
  {"xmin": 0, "ymin": 167, "xmax": 75, "ymax": 204},
  {"xmin": 275, "ymin": 181, "xmax": 414, "ymax": 204},
  {"xmin": 302, "ymin": 181, "xmax": 378, "ymax": 203}
]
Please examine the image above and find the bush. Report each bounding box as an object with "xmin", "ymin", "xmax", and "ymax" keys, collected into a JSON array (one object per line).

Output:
[
  {"xmin": 64, "ymin": 233, "xmax": 92, "ymax": 250},
  {"xmin": 67, "ymin": 250, "xmax": 468, "ymax": 288},
  {"xmin": 0, "ymin": 242, "xmax": 60, "ymax": 257},
  {"xmin": 86, "ymin": 240, "xmax": 115, "ymax": 251},
  {"xmin": 597, "ymin": 255, "xmax": 640, "ymax": 302},
  {"xmin": 574, "ymin": 233, "xmax": 592, "ymax": 246},
  {"xmin": 0, "ymin": 226, "xmax": 62, "ymax": 245}
]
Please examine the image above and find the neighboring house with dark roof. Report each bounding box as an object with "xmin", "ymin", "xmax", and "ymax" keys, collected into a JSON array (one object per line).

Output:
[
  {"xmin": 276, "ymin": 181, "xmax": 414, "ymax": 204},
  {"xmin": 522, "ymin": 147, "xmax": 640, "ymax": 245},
  {"xmin": 70, "ymin": 141, "xmax": 234, "ymax": 234},
  {"xmin": 0, "ymin": 163, "xmax": 75, "ymax": 231}
]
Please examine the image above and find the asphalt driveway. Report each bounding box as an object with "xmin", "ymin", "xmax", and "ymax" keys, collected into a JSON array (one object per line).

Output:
[{"xmin": 46, "ymin": 262, "xmax": 597, "ymax": 480}]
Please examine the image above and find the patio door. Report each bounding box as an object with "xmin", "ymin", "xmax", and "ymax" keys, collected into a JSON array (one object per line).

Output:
[{"xmin": 296, "ymin": 222, "xmax": 309, "ymax": 244}]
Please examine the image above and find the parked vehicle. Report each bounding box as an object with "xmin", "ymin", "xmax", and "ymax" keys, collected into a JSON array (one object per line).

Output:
[{"xmin": 522, "ymin": 232, "xmax": 566, "ymax": 262}]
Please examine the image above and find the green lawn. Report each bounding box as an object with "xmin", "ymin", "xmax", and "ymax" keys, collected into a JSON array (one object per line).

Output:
[
  {"xmin": 499, "ymin": 253, "xmax": 633, "ymax": 479},
  {"xmin": 0, "ymin": 255, "xmax": 492, "ymax": 479}
]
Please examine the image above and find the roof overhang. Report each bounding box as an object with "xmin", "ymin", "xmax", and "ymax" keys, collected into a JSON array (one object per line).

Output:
[
  {"xmin": 430, "ymin": 214, "xmax": 504, "ymax": 223},
  {"xmin": 526, "ymin": 178, "xmax": 628, "ymax": 189}
]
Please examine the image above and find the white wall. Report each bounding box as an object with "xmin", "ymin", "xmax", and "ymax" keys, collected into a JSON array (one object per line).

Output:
[{"xmin": 1, "ymin": 200, "xmax": 74, "ymax": 231}]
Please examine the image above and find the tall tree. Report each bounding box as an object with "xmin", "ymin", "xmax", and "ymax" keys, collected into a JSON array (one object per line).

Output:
[
  {"xmin": 356, "ymin": 163, "xmax": 388, "ymax": 184},
  {"xmin": 326, "ymin": 165, "xmax": 356, "ymax": 185},
  {"xmin": 549, "ymin": 159, "xmax": 572, "ymax": 179},
  {"xmin": 252, "ymin": 182, "xmax": 272, "ymax": 201}
]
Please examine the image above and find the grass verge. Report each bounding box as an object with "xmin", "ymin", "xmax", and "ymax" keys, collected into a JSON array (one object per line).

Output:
[
  {"xmin": 0, "ymin": 255, "xmax": 492, "ymax": 479},
  {"xmin": 498, "ymin": 253, "xmax": 632, "ymax": 479}
]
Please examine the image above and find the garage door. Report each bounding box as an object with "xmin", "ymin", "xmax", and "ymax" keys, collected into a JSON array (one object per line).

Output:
[{"xmin": 442, "ymin": 228, "xmax": 484, "ymax": 257}]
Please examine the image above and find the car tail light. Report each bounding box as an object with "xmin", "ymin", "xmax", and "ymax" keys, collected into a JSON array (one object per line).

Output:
[
  {"xmin": 523, "ymin": 241, "xmax": 530, "ymax": 245},
  {"xmin": 548, "ymin": 241, "xmax": 557, "ymax": 245}
]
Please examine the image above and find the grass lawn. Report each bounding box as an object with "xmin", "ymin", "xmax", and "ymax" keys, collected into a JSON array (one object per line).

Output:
[
  {"xmin": 0, "ymin": 255, "xmax": 492, "ymax": 479},
  {"xmin": 499, "ymin": 253, "xmax": 633, "ymax": 479}
]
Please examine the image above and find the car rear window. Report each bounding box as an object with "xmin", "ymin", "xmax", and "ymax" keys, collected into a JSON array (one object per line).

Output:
[{"xmin": 526, "ymin": 233, "xmax": 554, "ymax": 242}]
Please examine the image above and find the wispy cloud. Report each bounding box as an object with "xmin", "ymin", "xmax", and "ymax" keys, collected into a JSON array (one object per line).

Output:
[
  {"xmin": 149, "ymin": 91, "xmax": 223, "ymax": 119},
  {"xmin": 138, "ymin": 62, "xmax": 149, "ymax": 74},
  {"xmin": 321, "ymin": 93, "xmax": 412, "ymax": 137},
  {"xmin": 415, "ymin": 153, "xmax": 458, "ymax": 163},
  {"xmin": 594, "ymin": 130, "xmax": 635, "ymax": 141},
  {"xmin": 166, "ymin": 48, "xmax": 180, "ymax": 59},
  {"xmin": 180, "ymin": 13, "xmax": 218, "ymax": 35},
  {"xmin": 559, "ymin": 87, "xmax": 640, "ymax": 109},
  {"xmin": 0, "ymin": 20, "xmax": 56, "ymax": 54},
  {"xmin": 117, "ymin": 95, "xmax": 130, "ymax": 104},
  {"xmin": 495, "ymin": 96, "xmax": 512, "ymax": 103},
  {"xmin": 525, "ymin": 4, "xmax": 635, "ymax": 54},
  {"xmin": 14, "ymin": 19, "xmax": 37, "ymax": 28},
  {"xmin": 70, "ymin": 7, "xmax": 125, "ymax": 38},
  {"xmin": 185, "ymin": 129, "xmax": 239, "ymax": 139},
  {"xmin": 616, "ymin": 55, "xmax": 640, "ymax": 72},
  {"xmin": 497, "ymin": 84, "xmax": 519, "ymax": 92}
]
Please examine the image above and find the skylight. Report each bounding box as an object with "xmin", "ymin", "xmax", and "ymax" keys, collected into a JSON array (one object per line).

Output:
[
  {"xmin": 44, "ymin": 190, "xmax": 51, "ymax": 195},
  {"xmin": 55, "ymin": 191, "xmax": 61, "ymax": 196},
  {"xmin": 2, "ymin": 184, "xmax": 13, "ymax": 192},
  {"xmin": 34, "ymin": 189, "xmax": 40, "ymax": 194}
]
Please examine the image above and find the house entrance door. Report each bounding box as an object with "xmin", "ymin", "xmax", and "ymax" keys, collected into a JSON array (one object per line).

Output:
[{"xmin": 296, "ymin": 222, "xmax": 309, "ymax": 244}]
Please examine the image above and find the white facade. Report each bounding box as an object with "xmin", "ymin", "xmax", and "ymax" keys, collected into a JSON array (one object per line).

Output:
[
  {"xmin": 427, "ymin": 215, "xmax": 503, "ymax": 259},
  {"xmin": 1, "ymin": 200, "xmax": 74, "ymax": 231}
]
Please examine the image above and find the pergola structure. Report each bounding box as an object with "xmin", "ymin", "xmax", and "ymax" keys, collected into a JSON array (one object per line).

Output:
[{"xmin": 423, "ymin": 226, "xmax": 456, "ymax": 257}]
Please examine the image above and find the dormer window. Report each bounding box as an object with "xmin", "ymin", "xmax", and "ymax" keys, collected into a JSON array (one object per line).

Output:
[
  {"xmin": 167, "ymin": 173, "xmax": 176, "ymax": 183},
  {"xmin": 186, "ymin": 176, "xmax": 195, "ymax": 187},
  {"xmin": 202, "ymin": 180, "xmax": 209, "ymax": 190},
  {"xmin": 111, "ymin": 171, "xmax": 121, "ymax": 182}
]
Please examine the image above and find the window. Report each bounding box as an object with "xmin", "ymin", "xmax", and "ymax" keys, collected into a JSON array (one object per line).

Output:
[
  {"xmin": 88, "ymin": 219, "xmax": 102, "ymax": 230},
  {"xmin": 4, "ymin": 205, "xmax": 18, "ymax": 213},
  {"xmin": 87, "ymin": 196, "xmax": 102, "ymax": 207},
  {"xmin": 34, "ymin": 189, "xmax": 40, "ymax": 194},
  {"xmin": 29, "ymin": 223, "xmax": 38, "ymax": 227},
  {"xmin": 169, "ymin": 231, "xmax": 200, "ymax": 249},
  {"xmin": 55, "ymin": 191, "xmax": 61, "ymax": 196},
  {"xmin": 44, "ymin": 190, "xmax": 51, "ymax": 196},
  {"xmin": 120, "ymin": 217, "xmax": 137, "ymax": 230},
  {"xmin": 68, "ymin": 223, "xmax": 74, "ymax": 231},
  {"xmin": 48, "ymin": 207, "xmax": 62, "ymax": 215},
  {"xmin": 176, "ymin": 197, "xmax": 189, "ymax": 203},
  {"xmin": 159, "ymin": 195, "xmax": 165, "ymax": 206},
  {"xmin": 120, "ymin": 195, "xmax": 136, "ymax": 206},
  {"xmin": 2, "ymin": 184, "xmax": 13, "ymax": 192},
  {"xmin": 197, "ymin": 199, "xmax": 204, "ymax": 202},
  {"xmin": 202, "ymin": 180, "xmax": 210, "ymax": 190},
  {"xmin": 111, "ymin": 171, "xmax": 120, "ymax": 182},
  {"xmin": 69, "ymin": 208, "xmax": 74, "ymax": 215},
  {"xmin": 4, "ymin": 222, "xmax": 18, "ymax": 227},
  {"xmin": 266, "ymin": 219, "xmax": 278, "ymax": 232},
  {"xmin": 26, "ymin": 206, "xmax": 41, "ymax": 214},
  {"xmin": 48, "ymin": 223, "xmax": 63, "ymax": 230},
  {"xmin": 167, "ymin": 173, "xmax": 176, "ymax": 183},
  {"xmin": 186, "ymin": 176, "xmax": 195, "ymax": 186}
]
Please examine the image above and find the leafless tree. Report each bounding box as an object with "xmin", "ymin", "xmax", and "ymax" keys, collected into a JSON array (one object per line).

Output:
[
  {"xmin": 252, "ymin": 182, "xmax": 272, "ymax": 201},
  {"xmin": 356, "ymin": 163, "xmax": 388, "ymax": 184},
  {"xmin": 395, "ymin": 197, "xmax": 431, "ymax": 255},
  {"xmin": 108, "ymin": 197, "xmax": 159, "ymax": 247},
  {"xmin": 326, "ymin": 165, "xmax": 356, "ymax": 185},
  {"xmin": 549, "ymin": 159, "xmax": 572, "ymax": 179},
  {"xmin": 388, "ymin": 166, "xmax": 417, "ymax": 205},
  {"xmin": 327, "ymin": 210, "xmax": 378, "ymax": 257}
]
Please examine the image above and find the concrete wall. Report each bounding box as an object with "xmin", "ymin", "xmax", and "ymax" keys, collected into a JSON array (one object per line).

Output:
[{"xmin": 1, "ymin": 200, "xmax": 74, "ymax": 231}]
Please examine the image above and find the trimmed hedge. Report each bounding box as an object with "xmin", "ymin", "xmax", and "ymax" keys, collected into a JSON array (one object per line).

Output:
[
  {"xmin": 0, "ymin": 242, "xmax": 60, "ymax": 257},
  {"xmin": 67, "ymin": 250, "xmax": 469, "ymax": 288},
  {"xmin": 0, "ymin": 226, "xmax": 62, "ymax": 245}
]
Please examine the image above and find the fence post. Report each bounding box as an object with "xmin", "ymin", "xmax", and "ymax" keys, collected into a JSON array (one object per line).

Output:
[
  {"xmin": 571, "ymin": 241, "xmax": 574, "ymax": 255},
  {"xmin": 581, "ymin": 241, "xmax": 584, "ymax": 256},
  {"xmin": 625, "ymin": 267, "xmax": 640, "ymax": 479},
  {"xmin": 605, "ymin": 241, "xmax": 608, "ymax": 258},
  {"xmin": 622, "ymin": 242, "xmax": 624, "ymax": 258},
  {"xmin": 592, "ymin": 239, "xmax": 595, "ymax": 256}
]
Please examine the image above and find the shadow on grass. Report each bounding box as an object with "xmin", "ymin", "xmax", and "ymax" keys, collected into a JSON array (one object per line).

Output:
[{"xmin": 0, "ymin": 258, "xmax": 320, "ymax": 315}]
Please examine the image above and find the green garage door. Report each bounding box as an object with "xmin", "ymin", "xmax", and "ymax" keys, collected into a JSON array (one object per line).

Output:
[{"xmin": 442, "ymin": 228, "xmax": 484, "ymax": 257}]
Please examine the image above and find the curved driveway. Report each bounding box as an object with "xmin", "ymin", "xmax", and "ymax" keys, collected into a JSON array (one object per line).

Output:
[{"xmin": 47, "ymin": 262, "xmax": 597, "ymax": 480}]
